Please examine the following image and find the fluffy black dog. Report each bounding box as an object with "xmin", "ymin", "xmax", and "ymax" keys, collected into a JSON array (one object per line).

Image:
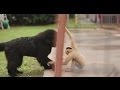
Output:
[{"xmin": 0, "ymin": 29, "xmax": 57, "ymax": 77}]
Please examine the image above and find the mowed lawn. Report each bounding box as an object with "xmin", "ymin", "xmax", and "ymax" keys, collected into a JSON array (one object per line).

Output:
[{"xmin": 0, "ymin": 25, "xmax": 56, "ymax": 77}]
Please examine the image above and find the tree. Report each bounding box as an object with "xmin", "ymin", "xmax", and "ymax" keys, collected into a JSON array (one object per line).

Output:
[{"xmin": 7, "ymin": 14, "xmax": 56, "ymax": 25}]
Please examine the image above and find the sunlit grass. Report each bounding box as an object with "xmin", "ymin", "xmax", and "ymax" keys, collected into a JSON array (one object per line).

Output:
[{"xmin": 67, "ymin": 18, "xmax": 97, "ymax": 29}]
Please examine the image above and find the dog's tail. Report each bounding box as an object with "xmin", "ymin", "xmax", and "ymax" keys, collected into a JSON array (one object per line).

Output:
[{"xmin": 0, "ymin": 43, "xmax": 5, "ymax": 51}]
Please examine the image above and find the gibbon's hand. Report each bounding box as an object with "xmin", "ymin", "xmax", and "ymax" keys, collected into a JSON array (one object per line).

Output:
[
  {"xmin": 47, "ymin": 61, "xmax": 55, "ymax": 71},
  {"xmin": 47, "ymin": 61, "xmax": 55, "ymax": 66}
]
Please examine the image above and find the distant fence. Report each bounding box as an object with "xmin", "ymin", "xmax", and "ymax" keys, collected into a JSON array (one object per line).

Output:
[
  {"xmin": 68, "ymin": 14, "xmax": 120, "ymax": 29},
  {"xmin": 99, "ymin": 14, "xmax": 120, "ymax": 28}
]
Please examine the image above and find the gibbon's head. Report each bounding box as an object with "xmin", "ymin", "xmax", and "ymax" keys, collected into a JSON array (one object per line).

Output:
[{"xmin": 65, "ymin": 47, "xmax": 73, "ymax": 55}]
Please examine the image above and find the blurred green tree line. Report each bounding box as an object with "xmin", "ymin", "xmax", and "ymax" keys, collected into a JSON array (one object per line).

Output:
[
  {"xmin": 7, "ymin": 14, "xmax": 56, "ymax": 25},
  {"xmin": 7, "ymin": 14, "xmax": 75, "ymax": 26}
]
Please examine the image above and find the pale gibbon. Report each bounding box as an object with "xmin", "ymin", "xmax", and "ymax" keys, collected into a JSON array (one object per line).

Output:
[
  {"xmin": 63, "ymin": 27, "xmax": 85, "ymax": 71},
  {"xmin": 47, "ymin": 28, "xmax": 85, "ymax": 71}
]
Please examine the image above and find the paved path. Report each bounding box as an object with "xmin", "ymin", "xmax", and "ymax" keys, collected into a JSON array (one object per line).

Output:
[{"xmin": 44, "ymin": 28, "xmax": 120, "ymax": 77}]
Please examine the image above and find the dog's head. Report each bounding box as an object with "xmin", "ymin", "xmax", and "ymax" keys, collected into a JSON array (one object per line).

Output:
[{"xmin": 37, "ymin": 29, "xmax": 57, "ymax": 47}]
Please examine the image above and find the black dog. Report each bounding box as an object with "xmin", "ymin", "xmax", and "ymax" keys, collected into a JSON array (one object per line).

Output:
[{"xmin": 0, "ymin": 29, "xmax": 57, "ymax": 77}]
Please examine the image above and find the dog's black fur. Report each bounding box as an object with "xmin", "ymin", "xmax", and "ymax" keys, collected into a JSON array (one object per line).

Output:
[{"xmin": 0, "ymin": 29, "xmax": 57, "ymax": 77}]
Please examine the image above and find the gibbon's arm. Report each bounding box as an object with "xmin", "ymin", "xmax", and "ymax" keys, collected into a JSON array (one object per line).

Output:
[
  {"xmin": 65, "ymin": 27, "xmax": 78, "ymax": 49},
  {"xmin": 63, "ymin": 53, "xmax": 73, "ymax": 65}
]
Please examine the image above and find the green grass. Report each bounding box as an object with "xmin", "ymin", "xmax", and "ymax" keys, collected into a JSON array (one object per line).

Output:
[
  {"xmin": 0, "ymin": 25, "xmax": 56, "ymax": 77},
  {"xmin": 67, "ymin": 18, "xmax": 97, "ymax": 29},
  {"xmin": 0, "ymin": 25, "xmax": 56, "ymax": 42},
  {"xmin": 67, "ymin": 18, "xmax": 76, "ymax": 28}
]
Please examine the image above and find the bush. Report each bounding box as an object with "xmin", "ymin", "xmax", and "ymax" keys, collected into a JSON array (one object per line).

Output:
[
  {"xmin": 69, "ymin": 14, "xmax": 75, "ymax": 18},
  {"xmin": 7, "ymin": 14, "xmax": 56, "ymax": 25}
]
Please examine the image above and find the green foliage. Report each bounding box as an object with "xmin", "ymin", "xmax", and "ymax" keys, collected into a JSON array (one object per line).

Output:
[
  {"xmin": 7, "ymin": 14, "xmax": 56, "ymax": 25},
  {"xmin": 69, "ymin": 14, "xmax": 75, "ymax": 18}
]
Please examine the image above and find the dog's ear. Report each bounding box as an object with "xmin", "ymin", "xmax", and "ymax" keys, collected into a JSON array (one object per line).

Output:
[
  {"xmin": 41, "ymin": 30, "xmax": 57, "ymax": 47},
  {"xmin": 43, "ymin": 37, "xmax": 55, "ymax": 46},
  {"xmin": 44, "ymin": 38, "xmax": 51, "ymax": 43}
]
